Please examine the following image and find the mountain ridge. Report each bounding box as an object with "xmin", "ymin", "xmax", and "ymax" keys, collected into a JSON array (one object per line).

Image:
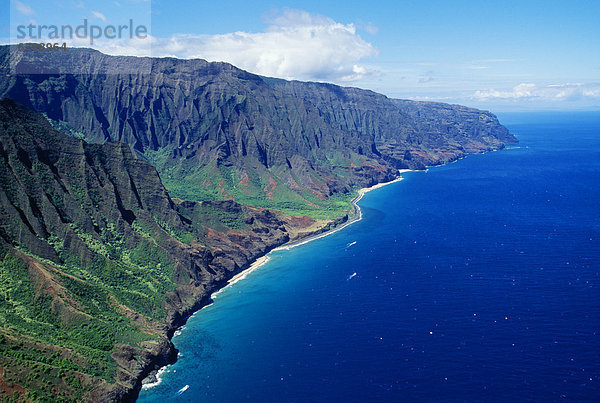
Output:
[
  {"xmin": 0, "ymin": 46, "xmax": 516, "ymax": 215},
  {"xmin": 0, "ymin": 99, "xmax": 340, "ymax": 401},
  {"xmin": 0, "ymin": 46, "xmax": 516, "ymax": 401}
]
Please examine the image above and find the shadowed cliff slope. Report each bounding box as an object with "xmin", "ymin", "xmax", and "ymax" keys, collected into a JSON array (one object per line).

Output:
[
  {"xmin": 0, "ymin": 99, "xmax": 330, "ymax": 401},
  {"xmin": 0, "ymin": 46, "xmax": 517, "ymax": 401},
  {"xmin": 0, "ymin": 46, "xmax": 516, "ymax": 215}
]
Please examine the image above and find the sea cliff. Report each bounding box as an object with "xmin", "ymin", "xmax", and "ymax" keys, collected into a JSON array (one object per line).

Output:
[{"xmin": 0, "ymin": 47, "xmax": 516, "ymax": 401}]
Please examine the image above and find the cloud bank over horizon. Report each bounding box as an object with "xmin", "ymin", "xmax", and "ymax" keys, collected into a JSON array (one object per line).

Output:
[
  {"xmin": 464, "ymin": 83, "xmax": 600, "ymax": 110},
  {"xmin": 473, "ymin": 83, "xmax": 600, "ymax": 102}
]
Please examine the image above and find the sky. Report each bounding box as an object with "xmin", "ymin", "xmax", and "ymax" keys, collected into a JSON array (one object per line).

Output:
[{"xmin": 3, "ymin": 0, "xmax": 600, "ymax": 112}]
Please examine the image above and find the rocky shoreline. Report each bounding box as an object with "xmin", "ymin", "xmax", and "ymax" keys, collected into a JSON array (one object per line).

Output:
[
  {"xmin": 123, "ymin": 171, "xmax": 416, "ymax": 402},
  {"xmin": 118, "ymin": 153, "xmax": 506, "ymax": 402},
  {"xmin": 0, "ymin": 47, "xmax": 516, "ymax": 401},
  {"xmin": 119, "ymin": 215, "xmax": 349, "ymax": 402}
]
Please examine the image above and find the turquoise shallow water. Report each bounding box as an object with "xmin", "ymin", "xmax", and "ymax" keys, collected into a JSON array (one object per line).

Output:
[{"xmin": 140, "ymin": 112, "xmax": 600, "ymax": 402}]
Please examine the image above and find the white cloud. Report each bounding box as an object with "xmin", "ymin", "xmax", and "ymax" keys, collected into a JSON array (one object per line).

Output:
[
  {"xmin": 15, "ymin": 1, "xmax": 35, "ymax": 15},
  {"xmin": 412, "ymin": 95, "xmax": 455, "ymax": 101},
  {"xmin": 91, "ymin": 11, "xmax": 108, "ymax": 23},
  {"xmin": 146, "ymin": 9, "xmax": 377, "ymax": 82},
  {"xmin": 361, "ymin": 22, "xmax": 379, "ymax": 35},
  {"xmin": 417, "ymin": 69, "xmax": 435, "ymax": 84},
  {"xmin": 472, "ymin": 83, "xmax": 600, "ymax": 101},
  {"xmin": 475, "ymin": 58, "xmax": 515, "ymax": 63},
  {"xmin": 474, "ymin": 83, "xmax": 536, "ymax": 99}
]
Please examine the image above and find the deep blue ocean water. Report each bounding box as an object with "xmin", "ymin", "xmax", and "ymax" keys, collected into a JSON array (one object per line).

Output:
[{"xmin": 140, "ymin": 112, "xmax": 600, "ymax": 402}]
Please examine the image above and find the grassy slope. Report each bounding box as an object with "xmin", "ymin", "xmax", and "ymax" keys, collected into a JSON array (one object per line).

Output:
[
  {"xmin": 0, "ymin": 101, "xmax": 292, "ymax": 401},
  {"xmin": 145, "ymin": 147, "xmax": 360, "ymax": 221},
  {"xmin": 0, "ymin": 200, "xmax": 270, "ymax": 402},
  {"xmin": 0, "ymin": 245, "xmax": 162, "ymax": 401}
]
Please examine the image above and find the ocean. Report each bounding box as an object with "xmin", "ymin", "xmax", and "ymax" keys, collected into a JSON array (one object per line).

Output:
[{"xmin": 139, "ymin": 112, "xmax": 600, "ymax": 402}]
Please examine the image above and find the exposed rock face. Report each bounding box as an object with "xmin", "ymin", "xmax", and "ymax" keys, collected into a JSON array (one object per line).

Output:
[
  {"xmin": 0, "ymin": 100, "xmax": 326, "ymax": 401},
  {"xmin": 0, "ymin": 46, "xmax": 516, "ymax": 205},
  {"xmin": 266, "ymin": 79, "xmax": 515, "ymax": 168},
  {"xmin": 0, "ymin": 46, "xmax": 517, "ymax": 401}
]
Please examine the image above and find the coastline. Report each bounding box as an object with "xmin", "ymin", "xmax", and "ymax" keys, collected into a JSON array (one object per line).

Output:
[
  {"xmin": 138, "ymin": 169, "xmax": 413, "ymax": 395},
  {"xmin": 272, "ymin": 169, "xmax": 414, "ymax": 252},
  {"xmin": 135, "ymin": 145, "xmax": 518, "ymax": 400},
  {"xmin": 212, "ymin": 169, "xmax": 413, "ymax": 298}
]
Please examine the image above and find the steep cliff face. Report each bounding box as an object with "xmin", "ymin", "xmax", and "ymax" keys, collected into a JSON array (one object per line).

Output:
[
  {"xmin": 0, "ymin": 46, "xmax": 516, "ymax": 212},
  {"xmin": 0, "ymin": 46, "xmax": 517, "ymax": 401},
  {"xmin": 0, "ymin": 99, "xmax": 326, "ymax": 401},
  {"xmin": 266, "ymin": 79, "xmax": 515, "ymax": 167}
]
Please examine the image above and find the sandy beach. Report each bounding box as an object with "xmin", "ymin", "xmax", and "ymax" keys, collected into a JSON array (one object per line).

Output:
[
  {"xmin": 141, "ymin": 167, "xmax": 423, "ymax": 393},
  {"xmin": 213, "ymin": 169, "xmax": 414, "ymax": 295},
  {"xmin": 354, "ymin": 169, "xmax": 413, "ymax": 202},
  {"xmin": 150, "ymin": 169, "xmax": 414, "ymax": 389},
  {"xmin": 273, "ymin": 169, "xmax": 414, "ymax": 251},
  {"xmin": 227, "ymin": 255, "xmax": 271, "ymax": 286}
]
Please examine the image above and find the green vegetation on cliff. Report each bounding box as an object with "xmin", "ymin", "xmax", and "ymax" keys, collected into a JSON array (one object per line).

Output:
[
  {"xmin": 149, "ymin": 150, "xmax": 356, "ymax": 220},
  {"xmin": 0, "ymin": 100, "xmax": 299, "ymax": 401},
  {"xmin": 1, "ymin": 46, "xmax": 516, "ymax": 223},
  {"xmin": 0, "ymin": 46, "xmax": 516, "ymax": 402}
]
